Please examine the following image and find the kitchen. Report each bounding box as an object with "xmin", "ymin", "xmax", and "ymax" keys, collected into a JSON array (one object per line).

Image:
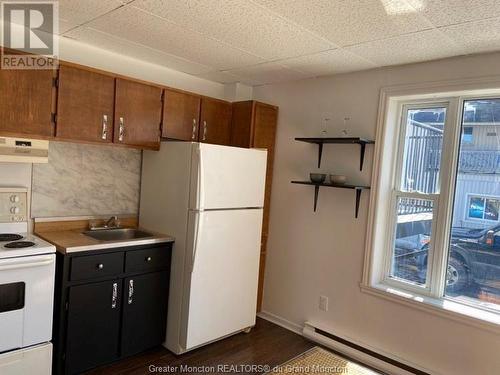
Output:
[
  {"xmin": 0, "ymin": 47, "xmax": 277, "ymax": 374},
  {"xmin": 1, "ymin": 1, "xmax": 500, "ymax": 375}
]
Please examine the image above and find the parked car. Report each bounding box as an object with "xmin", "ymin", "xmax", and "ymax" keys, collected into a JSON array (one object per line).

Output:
[{"xmin": 394, "ymin": 224, "xmax": 500, "ymax": 293}]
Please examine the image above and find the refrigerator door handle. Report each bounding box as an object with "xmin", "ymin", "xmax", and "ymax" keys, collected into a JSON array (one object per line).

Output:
[
  {"xmin": 197, "ymin": 145, "xmax": 205, "ymax": 210},
  {"xmin": 191, "ymin": 213, "xmax": 203, "ymax": 273}
]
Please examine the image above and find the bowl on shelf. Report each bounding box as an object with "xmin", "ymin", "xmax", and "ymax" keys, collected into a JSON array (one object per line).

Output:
[
  {"xmin": 330, "ymin": 174, "xmax": 347, "ymax": 185},
  {"xmin": 310, "ymin": 173, "xmax": 326, "ymax": 183}
]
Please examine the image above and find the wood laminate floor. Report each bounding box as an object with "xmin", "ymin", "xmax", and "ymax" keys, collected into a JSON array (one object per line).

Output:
[{"xmin": 85, "ymin": 318, "xmax": 315, "ymax": 375}]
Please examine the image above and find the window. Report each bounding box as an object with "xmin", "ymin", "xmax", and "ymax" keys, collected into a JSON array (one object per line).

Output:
[
  {"xmin": 368, "ymin": 94, "xmax": 500, "ymax": 318},
  {"xmin": 467, "ymin": 195, "xmax": 500, "ymax": 221}
]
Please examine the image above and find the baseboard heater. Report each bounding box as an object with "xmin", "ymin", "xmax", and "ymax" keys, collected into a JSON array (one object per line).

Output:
[{"xmin": 303, "ymin": 322, "xmax": 431, "ymax": 375}]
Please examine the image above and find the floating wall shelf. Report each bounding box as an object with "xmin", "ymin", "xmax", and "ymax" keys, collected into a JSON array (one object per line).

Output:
[
  {"xmin": 291, "ymin": 181, "xmax": 370, "ymax": 218},
  {"xmin": 295, "ymin": 137, "xmax": 375, "ymax": 170}
]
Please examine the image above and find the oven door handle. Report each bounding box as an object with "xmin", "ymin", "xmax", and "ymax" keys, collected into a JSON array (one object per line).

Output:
[{"xmin": 0, "ymin": 255, "xmax": 54, "ymax": 271}]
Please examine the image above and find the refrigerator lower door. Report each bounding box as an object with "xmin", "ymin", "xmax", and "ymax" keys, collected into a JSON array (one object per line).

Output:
[
  {"xmin": 189, "ymin": 143, "xmax": 267, "ymax": 210},
  {"xmin": 182, "ymin": 208, "xmax": 263, "ymax": 351}
]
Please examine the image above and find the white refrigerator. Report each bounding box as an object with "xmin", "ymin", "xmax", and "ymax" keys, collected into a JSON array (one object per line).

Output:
[{"xmin": 139, "ymin": 142, "xmax": 267, "ymax": 354}]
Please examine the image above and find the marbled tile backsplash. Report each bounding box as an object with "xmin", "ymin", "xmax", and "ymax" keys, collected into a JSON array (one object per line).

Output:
[{"xmin": 32, "ymin": 141, "xmax": 142, "ymax": 218}]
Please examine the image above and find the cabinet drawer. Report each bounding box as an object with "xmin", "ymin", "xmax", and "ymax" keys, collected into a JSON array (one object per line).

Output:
[
  {"xmin": 125, "ymin": 247, "xmax": 171, "ymax": 274},
  {"xmin": 70, "ymin": 252, "xmax": 124, "ymax": 281}
]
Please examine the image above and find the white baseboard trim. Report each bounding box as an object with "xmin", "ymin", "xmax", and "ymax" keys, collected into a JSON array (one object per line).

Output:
[{"xmin": 257, "ymin": 310, "xmax": 303, "ymax": 335}]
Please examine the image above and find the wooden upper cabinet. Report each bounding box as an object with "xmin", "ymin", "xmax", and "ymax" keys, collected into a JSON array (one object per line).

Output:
[
  {"xmin": 199, "ymin": 97, "xmax": 232, "ymax": 145},
  {"xmin": 114, "ymin": 79, "xmax": 162, "ymax": 150},
  {"xmin": 162, "ymin": 89, "xmax": 201, "ymax": 141},
  {"xmin": 56, "ymin": 65, "xmax": 115, "ymax": 143},
  {"xmin": 0, "ymin": 67, "xmax": 55, "ymax": 138},
  {"xmin": 230, "ymin": 100, "xmax": 278, "ymax": 313}
]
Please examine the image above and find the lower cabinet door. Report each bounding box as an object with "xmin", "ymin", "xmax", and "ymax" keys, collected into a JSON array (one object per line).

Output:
[
  {"xmin": 66, "ymin": 280, "xmax": 122, "ymax": 374},
  {"xmin": 121, "ymin": 271, "xmax": 169, "ymax": 357}
]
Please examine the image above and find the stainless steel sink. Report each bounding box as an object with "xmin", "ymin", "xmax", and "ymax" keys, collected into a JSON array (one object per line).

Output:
[{"xmin": 83, "ymin": 228, "xmax": 155, "ymax": 242}]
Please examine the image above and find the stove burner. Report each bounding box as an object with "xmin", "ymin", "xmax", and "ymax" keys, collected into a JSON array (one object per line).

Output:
[
  {"xmin": 4, "ymin": 241, "xmax": 36, "ymax": 249},
  {"xmin": 0, "ymin": 233, "xmax": 23, "ymax": 242}
]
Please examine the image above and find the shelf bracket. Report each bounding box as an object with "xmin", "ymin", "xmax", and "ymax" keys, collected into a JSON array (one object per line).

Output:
[
  {"xmin": 317, "ymin": 143, "xmax": 323, "ymax": 169},
  {"xmin": 313, "ymin": 185, "xmax": 320, "ymax": 212},
  {"xmin": 355, "ymin": 188, "xmax": 362, "ymax": 218},
  {"xmin": 359, "ymin": 143, "xmax": 366, "ymax": 171}
]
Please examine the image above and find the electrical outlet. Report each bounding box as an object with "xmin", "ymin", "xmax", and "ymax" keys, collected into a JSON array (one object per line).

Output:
[{"xmin": 319, "ymin": 295, "xmax": 328, "ymax": 311}]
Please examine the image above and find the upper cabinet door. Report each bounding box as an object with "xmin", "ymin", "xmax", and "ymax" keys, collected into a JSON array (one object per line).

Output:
[
  {"xmin": 199, "ymin": 97, "xmax": 232, "ymax": 145},
  {"xmin": 0, "ymin": 67, "xmax": 55, "ymax": 138},
  {"xmin": 162, "ymin": 89, "xmax": 201, "ymax": 141},
  {"xmin": 114, "ymin": 78, "xmax": 162, "ymax": 150},
  {"xmin": 56, "ymin": 65, "xmax": 115, "ymax": 143}
]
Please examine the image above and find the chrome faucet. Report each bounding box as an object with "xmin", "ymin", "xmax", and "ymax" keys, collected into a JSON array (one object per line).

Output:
[
  {"xmin": 105, "ymin": 216, "xmax": 119, "ymax": 228},
  {"xmin": 89, "ymin": 216, "xmax": 121, "ymax": 231}
]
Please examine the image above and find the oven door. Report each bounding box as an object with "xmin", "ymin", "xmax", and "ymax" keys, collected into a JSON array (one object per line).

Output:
[{"xmin": 0, "ymin": 254, "xmax": 55, "ymax": 353}]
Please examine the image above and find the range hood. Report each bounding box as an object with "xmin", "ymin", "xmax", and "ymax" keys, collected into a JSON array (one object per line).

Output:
[{"xmin": 0, "ymin": 137, "xmax": 49, "ymax": 163}]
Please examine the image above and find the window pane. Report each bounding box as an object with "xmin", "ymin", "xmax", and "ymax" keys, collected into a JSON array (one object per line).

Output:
[
  {"xmin": 446, "ymin": 99, "xmax": 500, "ymax": 309},
  {"xmin": 391, "ymin": 197, "xmax": 433, "ymax": 286},
  {"xmin": 400, "ymin": 107, "xmax": 445, "ymax": 194}
]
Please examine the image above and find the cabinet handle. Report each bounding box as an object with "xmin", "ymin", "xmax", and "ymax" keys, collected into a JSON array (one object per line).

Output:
[
  {"xmin": 119, "ymin": 117, "xmax": 125, "ymax": 142},
  {"xmin": 97, "ymin": 263, "xmax": 104, "ymax": 270},
  {"xmin": 101, "ymin": 114, "xmax": 108, "ymax": 140},
  {"xmin": 203, "ymin": 120, "xmax": 207, "ymax": 141},
  {"xmin": 111, "ymin": 282, "xmax": 118, "ymax": 309},
  {"xmin": 146, "ymin": 256, "xmax": 152, "ymax": 262},
  {"xmin": 192, "ymin": 118, "xmax": 197, "ymax": 140},
  {"xmin": 128, "ymin": 279, "xmax": 134, "ymax": 305}
]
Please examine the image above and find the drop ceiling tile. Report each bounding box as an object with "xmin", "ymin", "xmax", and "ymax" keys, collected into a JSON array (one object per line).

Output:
[
  {"xmin": 407, "ymin": 0, "xmax": 500, "ymax": 27},
  {"xmin": 280, "ymin": 49, "xmax": 377, "ymax": 76},
  {"xmin": 132, "ymin": 0, "xmax": 334, "ymax": 60},
  {"xmin": 440, "ymin": 17, "xmax": 500, "ymax": 54},
  {"xmin": 64, "ymin": 27, "xmax": 213, "ymax": 75},
  {"xmin": 83, "ymin": 5, "xmax": 264, "ymax": 70},
  {"xmin": 226, "ymin": 62, "xmax": 309, "ymax": 86},
  {"xmin": 345, "ymin": 29, "xmax": 462, "ymax": 66},
  {"xmin": 58, "ymin": 19, "xmax": 77, "ymax": 34},
  {"xmin": 58, "ymin": 0, "xmax": 125, "ymax": 26},
  {"xmin": 253, "ymin": 0, "xmax": 435, "ymax": 47},
  {"xmin": 194, "ymin": 70, "xmax": 242, "ymax": 84}
]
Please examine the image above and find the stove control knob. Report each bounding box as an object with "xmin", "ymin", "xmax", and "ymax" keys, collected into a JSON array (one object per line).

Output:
[
  {"xmin": 10, "ymin": 195, "xmax": 19, "ymax": 203},
  {"xmin": 10, "ymin": 207, "xmax": 20, "ymax": 214}
]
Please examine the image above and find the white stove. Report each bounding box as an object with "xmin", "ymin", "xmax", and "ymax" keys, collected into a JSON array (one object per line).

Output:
[
  {"xmin": 0, "ymin": 232, "xmax": 56, "ymax": 259},
  {"xmin": 0, "ymin": 188, "xmax": 55, "ymax": 375}
]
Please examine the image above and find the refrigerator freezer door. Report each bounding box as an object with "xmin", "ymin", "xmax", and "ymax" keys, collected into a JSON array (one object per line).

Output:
[
  {"xmin": 190, "ymin": 143, "xmax": 267, "ymax": 210},
  {"xmin": 182, "ymin": 208, "xmax": 263, "ymax": 351}
]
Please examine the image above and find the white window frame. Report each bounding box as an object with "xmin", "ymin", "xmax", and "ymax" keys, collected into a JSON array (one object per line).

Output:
[
  {"xmin": 381, "ymin": 101, "xmax": 455, "ymax": 297},
  {"xmin": 362, "ymin": 79, "xmax": 500, "ymax": 333}
]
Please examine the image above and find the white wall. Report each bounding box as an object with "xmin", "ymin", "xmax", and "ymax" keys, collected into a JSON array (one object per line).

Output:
[{"xmin": 253, "ymin": 52, "xmax": 500, "ymax": 375}]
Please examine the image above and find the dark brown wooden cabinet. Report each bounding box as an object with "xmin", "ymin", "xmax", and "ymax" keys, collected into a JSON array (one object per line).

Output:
[
  {"xmin": 0, "ymin": 67, "xmax": 55, "ymax": 138},
  {"xmin": 199, "ymin": 97, "xmax": 232, "ymax": 145},
  {"xmin": 162, "ymin": 89, "xmax": 201, "ymax": 141},
  {"xmin": 231, "ymin": 100, "xmax": 278, "ymax": 311},
  {"xmin": 114, "ymin": 78, "xmax": 162, "ymax": 150},
  {"xmin": 56, "ymin": 65, "xmax": 115, "ymax": 143}
]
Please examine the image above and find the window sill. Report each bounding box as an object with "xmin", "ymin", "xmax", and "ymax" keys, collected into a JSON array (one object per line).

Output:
[{"xmin": 360, "ymin": 283, "xmax": 500, "ymax": 334}]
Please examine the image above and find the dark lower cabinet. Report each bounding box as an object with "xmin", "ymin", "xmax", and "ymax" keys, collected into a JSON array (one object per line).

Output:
[
  {"xmin": 121, "ymin": 272, "xmax": 169, "ymax": 357},
  {"xmin": 52, "ymin": 242, "xmax": 173, "ymax": 375},
  {"xmin": 66, "ymin": 280, "xmax": 122, "ymax": 374}
]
